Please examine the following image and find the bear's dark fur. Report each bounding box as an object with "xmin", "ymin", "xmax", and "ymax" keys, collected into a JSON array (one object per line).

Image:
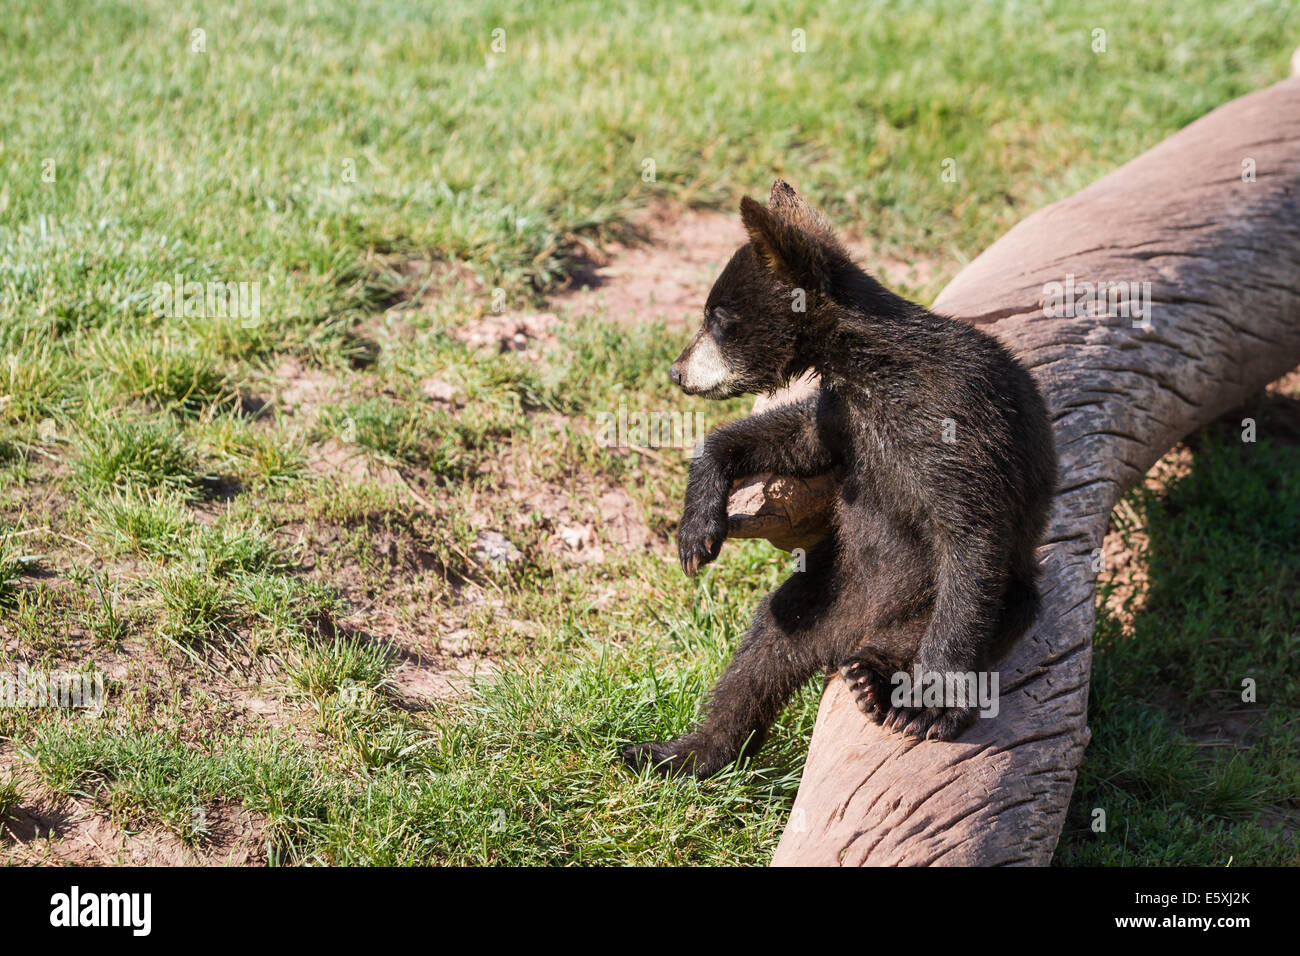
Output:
[{"xmin": 622, "ymin": 180, "xmax": 1058, "ymax": 777}]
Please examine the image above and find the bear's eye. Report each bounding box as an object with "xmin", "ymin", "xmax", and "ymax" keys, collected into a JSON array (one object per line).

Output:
[{"xmin": 712, "ymin": 309, "xmax": 740, "ymax": 337}]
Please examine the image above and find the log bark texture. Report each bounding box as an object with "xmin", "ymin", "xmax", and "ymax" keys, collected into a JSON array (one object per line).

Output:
[{"xmin": 721, "ymin": 76, "xmax": 1300, "ymax": 866}]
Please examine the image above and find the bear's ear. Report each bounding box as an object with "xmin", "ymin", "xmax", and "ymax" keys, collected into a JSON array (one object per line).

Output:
[
  {"xmin": 740, "ymin": 195, "xmax": 834, "ymax": 292},
  {"xmin": 768, "ymin": 179, "xmax": 834, "ymax": 240}
]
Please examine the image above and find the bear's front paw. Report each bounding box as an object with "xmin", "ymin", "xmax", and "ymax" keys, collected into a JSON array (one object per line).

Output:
[
  {"xmin": 677, "ymin": 507, "xmax": 727, "ymax": 576},
  {"xmin": 882, "ymin": 704, "xmax": 976, "ymax": 741}
]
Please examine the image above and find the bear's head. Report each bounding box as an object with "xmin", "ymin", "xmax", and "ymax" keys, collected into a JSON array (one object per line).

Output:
[{"xmin": 670, "ymin": 180, "xmax": 853, "ymax": 399}]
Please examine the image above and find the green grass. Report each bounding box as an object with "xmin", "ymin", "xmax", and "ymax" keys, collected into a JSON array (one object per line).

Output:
[
  {"xmin": 0, "ymin": 542, "xmax": 26, "ymax": 607},
  {"xmin": 75, "ymin": 416, "xmax": 203, "ymax": 491},
  {"xmin": 86, "ymin": 487, "xmax": 195, "ymax": 557},
  {"xmin": 15, "ymin": 546, "xmax": 815, "ymax": 864},
  {"xmin": 1056, "ymin": 418, "xmax": 1300, "ymax": 866},
  {"xmin": 1, "ymin": 0, "xmax": 1298, "ymax": 865},
  {"xmin": 0, "ymin": 774, "xmax": 19, "ymax": 824}
]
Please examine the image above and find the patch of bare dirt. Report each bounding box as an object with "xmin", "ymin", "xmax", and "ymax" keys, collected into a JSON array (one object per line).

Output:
[
  {"xmin": 1181, "ymin": 704, "xmax": 1268, "ymax": 750},
  {"xmin": 304, "ymin": 437, "xmax": 405, "ymax": 489},
  {"xmin": 1267, "ymin": 368, "xmax": 1300, "ymax": 395},
  {"xmin": 1099, "ymin": 444, "xmax": 1195, "ymax": 632},
  {"xmin": 269, "ymin": 357, "xmax": 345, "ymax": 426},
  {"xmin": 419, "ymin": 377, "xmax": 463, "ymax": 406},
  {"xmin": 285, "ymin": 509, "xmax": 502, "ymax": 706},
  {"xmin": 0, "ymin": 765, "xmax": 266, "ymax": 866},
  {"xmin": 468, "ymin": 434, "xmax": 662, "ymax": 567},
  {"xmin": 450, "ymin": 310, "xmax": 562, "ymax": 357},
  {"xmin": 388, "ymin": 626, "xmax": 496, "ymax": 702},
  {"xmin": 549, "ymin": 207, "xmax": 746, "ymax": 327},
  {"xmin": 344, "ymin": 595, "xmax": 497, "ymax": 707}
]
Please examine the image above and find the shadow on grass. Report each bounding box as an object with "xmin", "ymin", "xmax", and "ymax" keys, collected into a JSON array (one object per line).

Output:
[{"xmin": 1057, "ymin": 390, "xmax": 1300, "ymax": 865}]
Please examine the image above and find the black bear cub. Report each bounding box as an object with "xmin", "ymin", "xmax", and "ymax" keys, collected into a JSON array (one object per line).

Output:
[{"xmin": 622, "ymin": 180, "xmax": 1057, "ymax": 778}]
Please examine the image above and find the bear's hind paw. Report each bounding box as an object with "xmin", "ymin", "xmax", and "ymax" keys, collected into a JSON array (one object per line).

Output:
[
  {"xmin": 839, "ymin": 654, "xmax": 891, "ymax": 724},
  {"xmin": 882, "ymin": 704, "xmax": 975, "ymax": 741}
]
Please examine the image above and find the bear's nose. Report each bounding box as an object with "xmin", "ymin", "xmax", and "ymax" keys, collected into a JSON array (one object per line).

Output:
[{"xmin": 668, "ymin": 364, "xmax": 682, "ymax": 386}]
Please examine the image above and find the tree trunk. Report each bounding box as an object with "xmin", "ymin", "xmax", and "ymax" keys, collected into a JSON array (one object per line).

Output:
[{"xmin": 722, "ymin": 75, "xmax": 1300, "ymax": 866}]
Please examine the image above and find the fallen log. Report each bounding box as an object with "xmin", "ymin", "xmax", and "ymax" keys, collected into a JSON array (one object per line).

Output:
[{"xmin": 721, "ymin": 74, "xmax": 1300, "ymax": 866}]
